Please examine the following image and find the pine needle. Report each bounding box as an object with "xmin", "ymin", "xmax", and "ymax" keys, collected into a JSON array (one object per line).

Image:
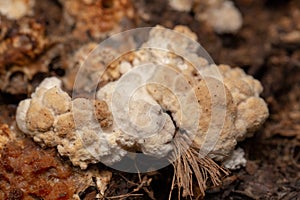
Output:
[{"xmin": 169, "ymin": 135, "xmax": 229, "ymax": 199}]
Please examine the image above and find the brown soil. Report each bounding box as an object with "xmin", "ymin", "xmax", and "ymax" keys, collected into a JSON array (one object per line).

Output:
[{"xmin": 0, "ymin": 0, "xmax": 299, "ymax": 199}]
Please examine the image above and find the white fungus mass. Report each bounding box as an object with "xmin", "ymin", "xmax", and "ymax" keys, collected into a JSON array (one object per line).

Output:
[
  {"xmin": 0, "ymin": 0, "xmax": 35, "ymax": 20},
  {"xmin": 16, "ymin": 26, "xmax": 268, "ymax": 172}
]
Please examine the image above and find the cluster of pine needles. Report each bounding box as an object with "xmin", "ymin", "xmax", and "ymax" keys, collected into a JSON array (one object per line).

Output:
[{"xmin": 170, "ymin": 136, "xmax": 229, "ymax": 199}]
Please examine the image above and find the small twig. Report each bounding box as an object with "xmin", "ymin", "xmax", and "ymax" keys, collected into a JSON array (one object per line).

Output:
[
  {"xmin": 106, "ymin": 193, "xmax": 144, "ymax": 199},
  {"xmin": 119, "ymin": 173, "xmax": 138, "ymax": 187},
  {"xmin": 168, "ymin": 167, "xmax": 176, "ymax": 200}
]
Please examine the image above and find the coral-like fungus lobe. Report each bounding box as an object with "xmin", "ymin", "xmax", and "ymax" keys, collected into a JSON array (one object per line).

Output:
[
  {"xmin": 43, "ymin": 87, "xmax": 71, "ymax": 115},
  {"xmin": 93, "ymin": 100, "xmax": 113, "ymax": 128},
  {"xmin": 26, "ymin": 100, "xmax": 55, "ymax": 132},
  {"xmin": 55, "ymin": 113, "xmax": 75, "ymax": 137}
]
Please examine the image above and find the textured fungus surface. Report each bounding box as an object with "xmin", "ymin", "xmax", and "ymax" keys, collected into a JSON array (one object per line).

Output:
[
  {"xmin": 168, "ymin": 0, "xmax": 243, "ymax": 34},
  {"xmin": 60, "ymin": 0, "xmax": 134, "ymax": 39},
  {"xmin": 0, "ymin": 0, "xmax": 299, "ymax": 199},
  {"xmin": 0, "ymin": 124, "xmax": 112, "ymax": 199},
  {"xmin": 16, "ymin": 26, "xmax": 268, "ymax": 197},
  {"xmin": 0, "ymin": 0, "xmax": 35, "ymax": 20}
]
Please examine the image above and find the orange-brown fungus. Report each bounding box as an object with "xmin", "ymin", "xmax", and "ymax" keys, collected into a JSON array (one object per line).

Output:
[
  {"xmin": 0, "ymin": 138, "xmax": 76, "ymax": 200},
  {"xmin": 93, "ymin": 100, "xmax": 113, "ymax": 128},
  {"xmin": 62, "ymin": 0, "xmax": 134, "ymax": 39}
]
